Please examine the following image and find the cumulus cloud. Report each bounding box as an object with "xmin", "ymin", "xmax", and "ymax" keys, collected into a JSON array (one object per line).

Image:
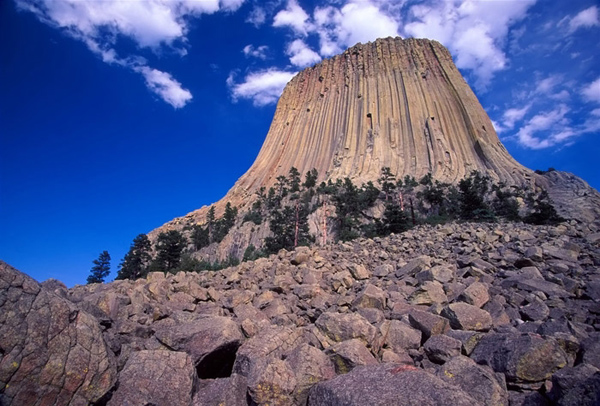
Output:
[
  {"xmin": 568, "ymin": 5, "xmax": 599, "ymax": 33},
  {"xmin": 403, "ymin": 0, "xmax": 536, "ymax": 89},
  {"xmin": 310, "ymin": 1, "xmax": 399, "ymax": 57},
  {"xmin": 228, "ymin": 69, "xmax": 297, "ymax": 106},
  {"xmin": 273, "ymin": 0, "xmax": 312, "ymax": 36},
  {"xmin": 243, "ymin": 44, "xmax": 269, "ymax": 59},
  {"xmin": 581, "ymin": 77, "xmax": 600, "ymax": 103},
  {"xmin": 16, "ymin": 0, "xmax": 246, "ymax": 108},
  {"xmin": 135, "ymin": 67, "xmax": 193, "ymax": 108},
  {"xmin": 286, "ymin": 40, "xmax": 321, "ymax": 67}
]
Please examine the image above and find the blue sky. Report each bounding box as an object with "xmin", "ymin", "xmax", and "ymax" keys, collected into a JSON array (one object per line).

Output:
[{"xmin": 1, "ymin": 0, "xmax": 599, "ymax": 287}]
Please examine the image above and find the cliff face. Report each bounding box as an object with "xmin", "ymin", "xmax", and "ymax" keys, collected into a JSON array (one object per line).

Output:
[
  {"xmin": 149, "ymin": 37, "xmax": 599, "ymax": 249},
  {"xmin": 153, "ymin": 37, "xmax": 535, "ymax": 231},
  {"xmin": 232, "ymin": 37, "xmax": 530, "ymax": 199}
]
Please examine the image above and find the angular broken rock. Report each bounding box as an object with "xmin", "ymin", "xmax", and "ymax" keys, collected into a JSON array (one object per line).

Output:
[
  {"xmin": 348, "ymin": 263, "xmax": 371, "ymax": 280},
  {"xmin": 308, "ymin": 364, "xmax": 477, "ymax": 406},
  {"xmin": 193, "ymin": 374, "xmax": 248, "ymax": 406},
  {"xmin": 0, "ymin": 261, "xmax": 117, "ymax": 406},
  {"xmin": 423, "ymin": 334, "xmax": 462, "ymax": 364},
  {"xmin": 247, "ymin": 359, "xmax": 297, "ymax": 406},
  {"xmin": 471, "ymin": 332, "xmax": 568, "ymax": 383},
  {"xmin": 409, "ymin": 280, "xmax": 448, "ymax": 306},
  {"xmin": 381, "ymin": 320, "xmax": 422, "ymax": 351},
  {"xmin": 233, "ymin": 326, "xmax": 304, "ymax": 377},
  {"xmin": 408, "ymin": 309, "xmax": 450, "ymax": 339},
  {"xmin": 315, "ymin": 311, "xmax": 376, "ymax": 346},
  {"xmin": 351, "ymin": 284, "xmax": 386, "ymax": 310},
  {"xmin": 326, "ymin": 339, "xmax": 378, "ymax": 374},
  {"xmin": 459, "ymin": 281, "xmax": 490, "ymax": 308},
  {"xmin": 395, "ymin": 255, "xmax": 431, "ymax": 278},
  {"xmin": 108, "ymin": 350, "xmax": 195, "ymax": 406},
  {"xmin": 287, "ymin": 344, "xmax": 336, "ymax": 405},
  {"xmin": 436, "ymin": 355, "xmax": 508, "ymax": 406},
  {"xmin": 548, "ymin": 363, "xmax": 600, "ymax": 406},
  {"xmin": 441, "ymin": 302, "xmax": 493, "ymax": 332},
  {"xmin": 154, "ymin": 313, "xmax": 243, "ymax": 371}
]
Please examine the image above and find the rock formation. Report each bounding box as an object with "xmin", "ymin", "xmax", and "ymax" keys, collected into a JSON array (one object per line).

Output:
[
  {"xmin": 3, "ymin": 220, "xmax": 600, "ymax": 405},
  {"xmin": 149, "ymin": 37, "xmax": 599, "ymax": 255},
  {"xmin": 154, "ymin": 37, "xmax": 536, "ymax": 227},
  {"xmin": 234, "ymin": 37, "xmax": 530, "ymax": 195}
]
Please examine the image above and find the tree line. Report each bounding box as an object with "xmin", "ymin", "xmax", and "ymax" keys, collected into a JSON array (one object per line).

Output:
[{"xmin": 87, "ymin": 167, "xmax": 562, "ymax": 283}]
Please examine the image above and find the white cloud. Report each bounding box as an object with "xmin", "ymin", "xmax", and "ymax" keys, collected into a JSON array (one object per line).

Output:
[
  {"xmin": 536, "ymin": 75, "xmax": 562, "ymax": 94},
  {"xmin": 568, "ymin": 5, "xmax": 599, "ymax": 33},
  {"xmin": 403, "ymin": 0, "xmax": 537, "ymax": 90},
  {"xmin": 16, "ymin": 0, "xmax": 246, "ymax": 107},
  {"xmin": 246, "ymin": 6, "xmax": 267, "ymax": 27},
  {"xmin": 516, "ymin": 104, "xmax": 588, "ymax": 149},
  {"xmin": 243, "ymin": 44, "xmax": 269, "ymax": 60},
  {"xmin": 286, "ymin": 39, "xmax": 321, "ymax": 67},
  {"xmin": 228, "ymin": 69, "xmax": 297, "ymax": 106},
  {"xmin": 312, "ymin": 1, "xmax": 399, "ymax": 57},
  {"xmin": 502, "ymin": 105, "xmax": 531, "ymax": 130},
  {"xmin": 273, "ymin": 0, "xmax": 312, "ymax": 36},
  {"xmin": 581, "ymin": 77, "xmax": 600, "ymax": 103},
  {"xmin": 135, "ymin": 67, "xmax": 193, "ymax": 108}
]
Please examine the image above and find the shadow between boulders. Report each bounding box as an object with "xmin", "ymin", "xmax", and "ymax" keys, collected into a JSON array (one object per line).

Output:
[{"xmin": 196, "ymin": 342, "xmax": 241, "ymax": 379}]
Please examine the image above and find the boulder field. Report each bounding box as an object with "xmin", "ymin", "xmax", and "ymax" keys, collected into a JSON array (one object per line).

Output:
[{"xmin": 2, "ymin": 220, "xmax": 600, "ymax": 405}]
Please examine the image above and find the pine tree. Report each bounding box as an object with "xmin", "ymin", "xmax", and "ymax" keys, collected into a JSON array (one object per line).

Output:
[
  {"xmin": 378, "ymin": 167, "xmax": 396, "ymax": 201},
  {"xmin": 191, "ymin": 225, "xmax": 210, "ymax": 249},
  {"xmin": 303, "ymin": 169, "xmax": 318, "ymax": 189},
  {"xmin": 151, "ymin": 230, "xmax": 187, "ymax": 272},
  {"xmin": 87, "ymin": 251, "xmax": 111, "ymax": 284},
  {"xmin": 288, "ymin": 167, "xmax": 301, "ymax": 193},
  {"xmin": 458, "ymin": 171, "xmax": 493, "ymax": 220},
  {"xmin": 117, "ymin": 234, "xmax": 151, "ymax": 280},
  {"xmin": 381, "ymin": 202, "xmax": 410, "ymax": 235}
]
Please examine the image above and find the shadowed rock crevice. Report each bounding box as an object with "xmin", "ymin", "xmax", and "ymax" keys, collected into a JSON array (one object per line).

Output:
[{"xmin": 196, "ymin": 342, "xmax": 241, "ymax": 379}]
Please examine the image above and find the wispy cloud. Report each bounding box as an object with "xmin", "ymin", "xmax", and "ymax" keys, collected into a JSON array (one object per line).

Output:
[
  {"xmin": 228, "ymin": 69, "xmax": 297, "ymax": 106},
  {"xmin": 16, "ymin": 0, "xmax": 246, "ymax": 108},
  {"xmin": 568, "ymin": 5, "xmax": 599, "ymax": 33},
  {"xmin": 581, "ymin": 77, "xmax": 600, "ymax": 104},
  {"xmin": 246, "ymin": 5, "xmax": 267, "ymax": 27},
  {"xmin": 243, "ymin": 44, "xmax": 269, "ymax": 60}
]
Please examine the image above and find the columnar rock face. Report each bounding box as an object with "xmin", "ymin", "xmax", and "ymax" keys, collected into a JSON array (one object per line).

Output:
[
  {"xmin": 154, "ymin": 37, "xmax": 536, "ymax": 232},
  {"xmin": 229, "ymin": 37, "xmax": 531, "ymax": 202}
]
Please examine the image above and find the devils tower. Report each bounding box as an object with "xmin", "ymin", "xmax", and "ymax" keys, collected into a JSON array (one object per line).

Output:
[
  {"xmin": 232, "ymin": 37, "xmax": 530, "ymax": 196},
  {"xmin": 155, "ymin": 37, "xmax": 535, "ymax": 228}
]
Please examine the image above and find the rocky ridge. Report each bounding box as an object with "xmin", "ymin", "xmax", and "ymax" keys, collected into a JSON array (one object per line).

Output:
[{"xmin": 2, "ymin": 220, "xmax": 600, "ymax": 405}]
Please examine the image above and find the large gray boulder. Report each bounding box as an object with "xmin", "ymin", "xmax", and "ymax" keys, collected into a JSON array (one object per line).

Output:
[
  {"xmin": 436, "ymin": 355, "xmax": 508, "ymax": 406},
  {"xmin": 308, "ymin": 364, "xmax": 478, "ymax": 405},
  {"xmin": 154, "ymin": 312, "xmax": 243, "ymax": 377},
  {"xmin": 0, "ymin": 261, "xmax": 117, "ymax": 405},
  {"xmin": 108, "ymin": 350, "xmax": 195, "ymax": 406},
  {"xmin": 315, "ymin": 312, "xmax": 377, "ymax": 346},
  {"xmin": 471, "ymin": 332, "xmax": 568, "ymax": 383}
]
